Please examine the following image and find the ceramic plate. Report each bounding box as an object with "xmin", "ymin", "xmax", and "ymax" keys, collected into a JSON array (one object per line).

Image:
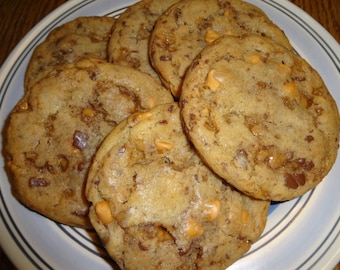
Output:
[{"xmin": 0, "ymin": 0, "xmax": 339, "ymax": 269}]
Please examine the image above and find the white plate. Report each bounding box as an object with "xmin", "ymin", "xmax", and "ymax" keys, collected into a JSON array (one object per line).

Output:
[{"xmin": 0, "ymin": 0, "xmax": 339, "ymax": 269}]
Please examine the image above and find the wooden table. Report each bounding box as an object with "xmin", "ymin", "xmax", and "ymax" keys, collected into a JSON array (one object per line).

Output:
[{"xmin": 0, "ymin": 0, "xmax": 339, "ymax": 269}]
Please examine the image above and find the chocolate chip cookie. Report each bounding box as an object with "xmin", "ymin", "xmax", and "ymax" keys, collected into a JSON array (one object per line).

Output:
[
  {"xmin": 108, "ymin": 0, "xmax": 179, "ymax": 84},
  {"xmin": 149, "ymin": 0, "xmax": 292, "ymax": 98},
  {"xmin": 86, "ymin": 102, "xmax": 269, "ymax": 269},
  {"xmin": 180, "ymin": 35, "xmax": 340, "ymax": 201},
  {"xmin": 24, "ymin": 16, "xmax": 115, "ymax": 91},
  {"xmin": 5, "ymin": 59, "xmax": 173, "ymax": 227}
]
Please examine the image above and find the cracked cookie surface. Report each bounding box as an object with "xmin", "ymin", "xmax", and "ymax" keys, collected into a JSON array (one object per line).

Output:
[
  {"xmin": 86, "ymin": 102, "xmax": 269, "ymax": 269},
  {"xmin": 180, "ymin": 35, "xmax": 340, "ymax": 201},
  {"xmin": 5, "ymin": 59, "xmax": 173, "ymax": 227}
]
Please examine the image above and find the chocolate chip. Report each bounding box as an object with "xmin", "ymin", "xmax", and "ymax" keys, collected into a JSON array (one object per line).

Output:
[
  {"xmin": 77, "ymin": 162, "xmax": 85, "ymax": 171},
  {"xmin": 73, "ymin": 130, "xmax": 88, "ymax": 150},
  {"xmin": 29, "ymin": 177, "xmax": 49, "ymax": 187},
  {"xmin": 305, "ymin": 135, "xmax": 314, "ymax": 143},
  {"xmin": 174, "ymin": 8, "xmax": 182, "ymax": 21},
  {"xmin": 295, "ymin": 173, "xmax": 306, "ymax": 186},
  {"xmin": 168, "ymin": 104, "xmax": 175, "ymax": 113},
  {"xmin": 295, "ymin": 158, "xmax": 306, "ymax": 165},
  {"xmin": 284, "ymin": 173, "xmax": 298, "ymax": 189},
  {"xmin": 292, "ymin": 76, "xmax": 306, "ymax": 82},
  {"xmin": 178, "ymin": 247, "xmax": 190, "ymax": 256},
  {"xmin": 89, "ymin": 70, "xmax": 99, "ymax": 80},
  {"xmin": 303, "ymin": 160, "xmax": 314, "ymax": 171},
  {"xmin": 284, "ymin": 172, "xmax": 306, "ymax": 189},
  {"xmin": 138, "ymin": 242, "xmax": 149, "ymax": 251},
  {"xmin": 160, "ymin": 54, "xmax": 172, "ymax": 61},
  {"xmin": 197, "ymin": 15, "xmax": 213, "ymax": 30},
  {"xmin": 159, "ymin": 120, "xmax": 168, "ymax": 125}
]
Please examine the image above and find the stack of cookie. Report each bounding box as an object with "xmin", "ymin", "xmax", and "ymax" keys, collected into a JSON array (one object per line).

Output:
[
  {"xmin": 4, "ymin": 0, "xmax": 340, "ymax": 269},
  {"xmin": 5, "ymin": 16, "xmax": 174, "ymax": 228}
]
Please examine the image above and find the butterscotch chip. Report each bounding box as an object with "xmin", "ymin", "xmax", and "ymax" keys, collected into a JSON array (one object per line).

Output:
[
  {"xmin": 24, "ymin": 16, "xmax": 115, "ymax": 91},
  {"xmin": 149, "ymin": 0, "xmax": 292, "ymax": 98},
  {"xmin": 180, "ymin": 35, "xmax": 340, "ymax": 201},
  {"xmin": 5, "ymin": 59, "xmax": 173, "ymax": 228},
  {"xmin": 86, "ymin": 103, "xmax": 269, "ymax": 269},
  {"xmin": 108, "ymin": 0, "xmax": 179, "ymax": 84}
]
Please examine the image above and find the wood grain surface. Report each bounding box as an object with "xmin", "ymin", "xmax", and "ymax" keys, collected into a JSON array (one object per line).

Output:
[{"xmin": 0, "ymin": 0, "xmax": 339, "ymax": 269}]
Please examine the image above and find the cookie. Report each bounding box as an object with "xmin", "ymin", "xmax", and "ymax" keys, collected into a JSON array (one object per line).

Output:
[
  {"xmin": 24, "ymin": 16, "xmax": 115, "ymax": 91},
  {"xmin": 149, "ymin": 0, "xmax": 292, "ymax": 98},
  {"xmin": 5, "ymin": 59, "xmax": 173, "ymax": 228},
  {"xmin": 180, "ymin": 35, "xmax": 340, "ymax": 201},
  {"xmin": 108, "ymin": 0, "xmax": 179, "ymax": 84},
  {"xmin": 86, "ymin": 103, "xmax": 269, "ymax": 269}
]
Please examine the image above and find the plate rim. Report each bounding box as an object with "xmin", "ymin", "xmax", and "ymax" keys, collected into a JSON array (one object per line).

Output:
[{"xmin": 0, "ymin": 0, "xmax": 339, "ymax": 269}]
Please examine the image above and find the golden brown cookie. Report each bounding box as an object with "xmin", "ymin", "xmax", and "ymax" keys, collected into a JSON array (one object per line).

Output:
[
  {"xmin": 180, "ymin": 35, "xmax": 340, "ymax": 201},
  {"xmin": 108, "ymin": 0, "xmax": 179, "ymax": 84},
  {"xmin": 24, "ymin": 16, "xmax": 115, "ymax": 91},
  {"xmin": 86, "ymin": 103, "xmax": 269, "ymax": 269},
  {"xmin": 5, "ymin": 59, "xmax": 173, "ymax": 228},
  {"xmin": 149, "ymin": 0, "xmax": 292, "ymax": 98}
]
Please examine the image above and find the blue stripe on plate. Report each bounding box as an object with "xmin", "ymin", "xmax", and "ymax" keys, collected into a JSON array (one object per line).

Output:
[
  {"xmin": 244, "ymin": 191, "xmax": 313, "ymax": 258},
  {"xmin": 297, "ymin": 217, "xmax": 340, "ymax": 269},
  {"xmin": 55, "ymin": 224, "xmax": 111, "ymax": 259},
  {"xmin": 263, "ymin": 0, "xmax": 340, "ymax": 71},
  {"xmin": 0, "ymin": 190, "xmax": 53, "ymax": 269}
]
